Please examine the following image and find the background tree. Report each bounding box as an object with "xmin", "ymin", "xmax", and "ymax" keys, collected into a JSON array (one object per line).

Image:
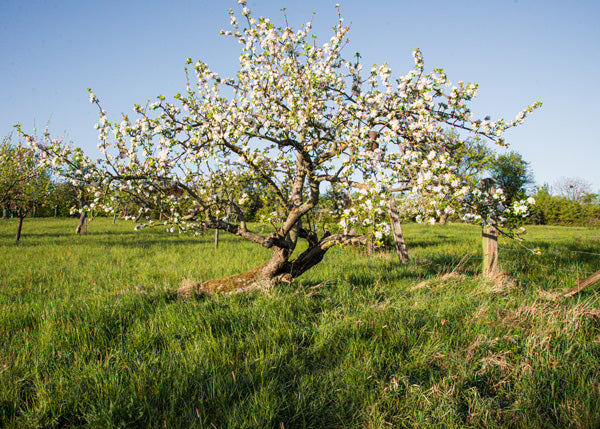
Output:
[
  {"xmin": 45, "ymin": 181, "xmax": 79, "ymax": 217},
  {"xmin": 20, "ymin": 4, "xmax": 540, "ymax": 293},
  {"xmin": 446, "ymin": 130, "xmax": 495, "ymax": 182},
  {"xmin": 424, "ymin": 130, "xmax": 495, "ymax": 224},
  {"xmin": 554, "ymin": 176, "xmax": 593, "ymax": 203},
  {"xmin": 489, "ymin": 151, "xmax": 534, "ymax": 203}
]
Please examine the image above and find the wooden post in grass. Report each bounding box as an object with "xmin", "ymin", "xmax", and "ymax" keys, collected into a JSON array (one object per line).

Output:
[
  {"xmin": 388, "ymin": 196, "xmax": 410, "ymax": 264},
  {"xmin": 482, "ymin": 178, "xmax": 498, "ymax": 277},
  {"xmin": 367, "ymin": 130, "xmax": 410, "ymax": 263},
  {"xmin": 214, "ymin": 206, "xmax": 233, "ymax": 251}
]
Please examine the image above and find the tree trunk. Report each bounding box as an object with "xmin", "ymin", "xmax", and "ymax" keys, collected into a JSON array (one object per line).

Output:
[
  {"xmin": 439, "ymin": 213, "xmax": 449, "ymax": 225},
  {"xmin": 15, "ymin": 216, "xmax": 24, "ymax": 242},
  {"xmin": 2, "ymin": 205, "xmax": 8, "ymax": 219},
  {"xmin": 75, "ymin": 211, "xmax": 87, "ymax": 234},
  {"xmin": 54, "ymin": 205, "xmax": 59, "ymax": 217},
  {"xmin": 32, "ymin": 204, "xmax": 37, "ymax": 218},
  {"xmin": 178, "ymin": 234, "xmax": 366, "ymax": 297},
  {"xmin": 388, "ymin": 197, "xmax": 410, "ymax": 264},
  {"xmin": 113, "ymin": 214, "xmax": 117, "ymax": 224}
]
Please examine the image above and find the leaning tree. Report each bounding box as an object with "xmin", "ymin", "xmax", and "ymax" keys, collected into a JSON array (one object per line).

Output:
[{"xmin": 20, "ymin": 3, "xmax": 540, "ymax": 293}]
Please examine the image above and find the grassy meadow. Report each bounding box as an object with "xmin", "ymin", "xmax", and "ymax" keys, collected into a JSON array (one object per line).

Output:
[{"xmin": 1, "ymin": 217, "xmax": 599, "ymax": 428}]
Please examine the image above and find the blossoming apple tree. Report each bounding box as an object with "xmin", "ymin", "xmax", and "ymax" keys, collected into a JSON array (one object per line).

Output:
[
  {"xmin": 0, "ymin": 135, "xmax": 52, "ymax": 241},
  {"xmin": 15, "ymin": 128, "xmax": 106, "ymax": 234},
  {"xmin": 20, "ymin": 3, "xmax": 540, "ymax": 293}
]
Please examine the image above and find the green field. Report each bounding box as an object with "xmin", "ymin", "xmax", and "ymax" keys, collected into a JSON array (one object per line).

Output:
[{"xmin": 1, "ymin": 218, "xmax": 599, "ymax": 428}]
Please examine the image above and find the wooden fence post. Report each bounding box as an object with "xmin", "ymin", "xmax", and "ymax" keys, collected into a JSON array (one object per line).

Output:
[
  {"xmin": 388, "ymin": 196, "xmax": 410, "ymax": 264},
  {"xmin": 482, "ymin": 178, "xmax": 498, "ymax": 277}
]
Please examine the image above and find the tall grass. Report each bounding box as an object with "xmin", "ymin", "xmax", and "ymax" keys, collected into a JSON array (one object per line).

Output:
[{"xmin": 1, "ymin": 217, "xmax": 599, "ymax": 427}]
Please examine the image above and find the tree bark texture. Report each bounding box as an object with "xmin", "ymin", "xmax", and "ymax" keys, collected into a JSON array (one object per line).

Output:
[{"xmin": 388, "ymin": 197, "xmax": 410, "ymax": 264}]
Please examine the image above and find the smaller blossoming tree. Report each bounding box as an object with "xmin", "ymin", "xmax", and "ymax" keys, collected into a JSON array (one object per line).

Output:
[
  {"xmin": 16, "ymin": 128, "xmax": 106, "ymax": 234},
  {"xmin": 0, "ymin": 135, "xmax": 52, "ymax": 241},
  {"xmin": 19, "ymin": 3, "xmax": 540, "ymax": 293}
]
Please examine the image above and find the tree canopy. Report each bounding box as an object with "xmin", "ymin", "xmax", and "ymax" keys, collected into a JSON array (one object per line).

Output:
[{"xmin": 18, "ymin": 3, "xmax": 541, "ymax": 291}]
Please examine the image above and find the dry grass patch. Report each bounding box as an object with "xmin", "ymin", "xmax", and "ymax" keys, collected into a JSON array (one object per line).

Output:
[
  {"xmin": 476, "ymin": 350, "xmax": 513, "ymax": 376},
  {"xmin": 498, "ymin": 295, "xmax": 600, "ymax": 337},
  {"xmin": 483, "ymin": 273, "xmax": 517, "ymax": 294},
  {"xmin": 411, "ymin": 272, "xmax": 465, "ymax": 291}
]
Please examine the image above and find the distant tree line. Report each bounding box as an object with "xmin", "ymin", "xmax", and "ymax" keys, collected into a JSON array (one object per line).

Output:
[{"xmin": 528, "ymin": 183, "xmax": 600, "ymax": 226}]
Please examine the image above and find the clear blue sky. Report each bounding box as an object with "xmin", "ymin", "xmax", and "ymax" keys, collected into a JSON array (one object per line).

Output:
[{"xmin": 2, "ymin": 0, "xmax": 599, "ymax": 192}]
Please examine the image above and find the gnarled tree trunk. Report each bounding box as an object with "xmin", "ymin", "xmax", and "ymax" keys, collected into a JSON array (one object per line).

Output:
[{"xmin": 178, "ymin": 233, "xmax": 366, "ymax": 297}]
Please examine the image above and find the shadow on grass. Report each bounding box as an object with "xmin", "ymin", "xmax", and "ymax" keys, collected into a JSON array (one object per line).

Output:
[
  {"xmin": 505, "ymin": 239, "xmax": 600, "ymax": 270},
  {"xmin": 334, "ymin": 252, "xmax": 481, "ymax": 289},
  {"xmin": 405, "ymin": 234, "xmax": 462, "ymax": 250},
  {"xmin": 2, "ymin": 231, "xmax": 215, "ymax": 250}
]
